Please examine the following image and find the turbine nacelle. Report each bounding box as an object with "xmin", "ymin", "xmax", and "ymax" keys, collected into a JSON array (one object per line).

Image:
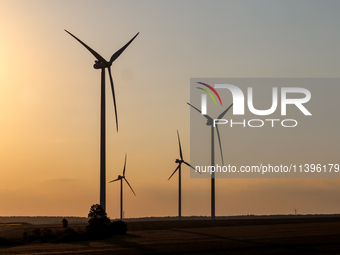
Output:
[
  {"xmin": 206, "ymin": 119, "xmax": 213, "ymax": 126},
  {"xmin": 93, "ymin": 60, "xmax": 112, "ymax": 69},
  {"xmin": 117, "ymin": 175, "xmax": 123, "ymax": 179},
  {"xmin": 175, "ymin": 159, "xmax": 183, "ymax": 164}
]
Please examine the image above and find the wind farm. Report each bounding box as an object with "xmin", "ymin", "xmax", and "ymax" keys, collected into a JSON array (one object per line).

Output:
[{"xmin": 1, "ymin": 1, "xmax": 340, "ymax": 254}]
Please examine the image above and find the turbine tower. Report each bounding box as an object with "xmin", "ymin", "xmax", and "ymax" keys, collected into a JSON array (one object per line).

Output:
[
  {"xmin": 65, "ymin": 30, "xmax": 139, "ymax": 211},
  {"xmin": 168, "ymin": 131, "xmax": 196, "ymax": 220},
  {"xmin": 187, "ymin": 102, "xmax": 232, "ymax": 220},
  {"xmin": 109, "ymin": 154, "xmax": 136, "ymax": 219}
]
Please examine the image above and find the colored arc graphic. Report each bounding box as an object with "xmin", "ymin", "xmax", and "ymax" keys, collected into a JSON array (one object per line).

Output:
[
  {"xmin": 197, "ymin": 87, "xmax": 217, "ymax": 105},
  {"xmin": 196, "ymin": 82, "xmax": 223, "ymax": 106}
]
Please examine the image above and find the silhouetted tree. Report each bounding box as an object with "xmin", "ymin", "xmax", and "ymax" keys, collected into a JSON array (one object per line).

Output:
[
  {"xmin": 88, "ymin": 204, "xmax": 110, "ymax": 227},
  {"xmin": 62, "ymin": 218, "xmax": 68, "ymax": 228}
]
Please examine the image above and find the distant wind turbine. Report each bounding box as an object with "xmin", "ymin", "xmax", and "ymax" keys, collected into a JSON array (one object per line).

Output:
[
  {"xmin": 168, "ymin": 131, "xmax": 196, "ymax": 220},
  {"xmin": 65, "ymin": 30, "xmax": 139, "ymax": 211},
  {"xmin": 187, "ymin": 102, "xmax": 233, "ymax": 220},
  {"xmin": 109, "ymin": 154, "xmax": 136, "ymax": 220}
]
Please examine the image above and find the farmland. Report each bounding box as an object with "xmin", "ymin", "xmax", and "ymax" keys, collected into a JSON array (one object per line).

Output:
[{"xmin": 0, "ymin": 215, "xmax": 340, "ymax": 254}]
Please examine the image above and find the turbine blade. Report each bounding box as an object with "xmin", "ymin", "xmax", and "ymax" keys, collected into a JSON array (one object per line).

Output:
[
  {"xmin": 168, "ymin": 165, "xmax": 180, "ymax": 180},
  {"xmin": 124, "ymin": 178, "xmax": 136, "ymax": 196},
  {"xmin": 187, "ymin": 102, "xmax": 211, "ymax": 121},
  {"xmin": 64, "ymin": 30, "xmax": 107, "ymax": 63},
  {"xmin": 177, "ymin": 130, "xmax": 183, "ymax": 160},
  {"xmin": 110, "ymin": 32, "xmax": 139, "ymax": 63},
  {"xmin": 217, "ymin": 103, "xmax": 233, "ymax": 119},
  {"xmin": 187, "ymin": 102, "xmax": 201, "ymax": 114},
  {"xmin": 108, "ymin": 67, "xmax": 119, "ymax": 132},
  {"xmin": 183, "ymin": 161, "xmax": 200, "ymax": 173},
  {"xmin": 215, "ymin": 125, "xmax": 224, "ymax": 166},
  {"xmin": 123, "ymin": 153, "xmax": 127, "ymax": 177},
  {"xmin": 109, "ymin": 178, "xmax": 120, "ymax": 183}
]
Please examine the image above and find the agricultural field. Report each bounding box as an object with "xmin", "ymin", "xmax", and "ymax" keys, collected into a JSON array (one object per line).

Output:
[{"xmin": 0, "ymin": 216, "xmax": 340, "ymax": 254}]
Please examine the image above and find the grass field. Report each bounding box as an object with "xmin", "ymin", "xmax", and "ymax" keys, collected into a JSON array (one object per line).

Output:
[{"xmin": 0, "ymin": 216, "xmax": 340, "ymax": 254}]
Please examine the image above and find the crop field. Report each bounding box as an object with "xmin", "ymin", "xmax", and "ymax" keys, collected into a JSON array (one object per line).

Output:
[{"xmin": 0, "ymin": 216, "xmax": 340, "ymax": 254}]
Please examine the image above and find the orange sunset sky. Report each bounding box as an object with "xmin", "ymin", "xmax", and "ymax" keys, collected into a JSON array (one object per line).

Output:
[{"xmin": 0, "ymin": 0, "xmax": 340, "ymax": 218}]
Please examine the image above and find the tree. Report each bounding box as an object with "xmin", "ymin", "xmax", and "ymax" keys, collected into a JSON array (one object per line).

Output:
[
  {"xmin": 88, "ymin": 204, "xmax": 110, "ymax": 227},
  {"xmin": 62, "ymin": 218, "xmax": 68, "ymax": 228}
]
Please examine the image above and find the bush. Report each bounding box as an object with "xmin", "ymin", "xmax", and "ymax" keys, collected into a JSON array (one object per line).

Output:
[
  {"xmin": 24, "ymin": 228, "xmax": 43, "ymax": 243},
  {"xmin": 42, "ymin": 228, "xmax": 54, "ymax": 240},
  {"xmin": 23, "ymin": 227, "xmax": 84, "ymax": 243},
  {"xmin": 57, "ymin": 228, "xmax": 82, "ymax": 243},
  {"xmin": 32, "ymin": 228, "xmax": 41, "ymax": 238},
  {"xmin": 109, "ymin": 220, "xmax": 127, "ymax": 235}
]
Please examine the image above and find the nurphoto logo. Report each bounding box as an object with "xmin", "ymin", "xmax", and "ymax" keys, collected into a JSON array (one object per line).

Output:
[
  {"xmin": 197, "ymin": 82, "xmax": 312, "ymax": 128},
  {"xmin": 190, "ymin": 78, "xmax": 339, "ymax": 179}
]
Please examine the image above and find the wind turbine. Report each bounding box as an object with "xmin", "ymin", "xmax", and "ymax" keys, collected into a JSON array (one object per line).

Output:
[
  {"xmin": 109, "ymin": 154, "xmax": 136, "ymax": 220},
  {"xmin": 187, "ymin": 102, "xmax": 233, "ymax": 220},
  {"xmin": 65, "ymin": 30, "xmax": 139, "ymax": 211},
  {"xmin": 168, "ymin": 130, "xmax": 196, "ymax": 220}
]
